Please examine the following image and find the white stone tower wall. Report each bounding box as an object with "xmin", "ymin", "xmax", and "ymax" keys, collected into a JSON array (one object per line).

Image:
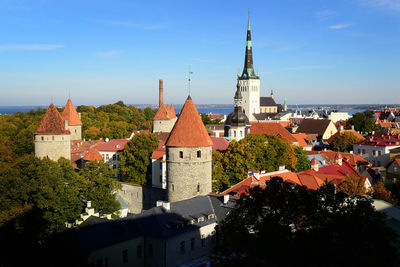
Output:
[
  {"xmin": 166, "ymin": 146, "xmax": 212, "ymax": 203},
  {"xmin": 238, "ymin": 78, "xmax": 260, "ymax": 121},
  {"xmin": 66, "ymin": 125, "xmax": 81, "ymax": 141},
  {"xmin": 153, "ymin": 118, "xmax": 177, "ymax": 133},
  {"xmin": 34, "ymin": 134, "xmax": 71, "ymax": 161}
]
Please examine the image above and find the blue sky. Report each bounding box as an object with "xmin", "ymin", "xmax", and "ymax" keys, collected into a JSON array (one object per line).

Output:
[{"xmin": 0, "ymin": 0, "xmax": 399, "ymax": 106}]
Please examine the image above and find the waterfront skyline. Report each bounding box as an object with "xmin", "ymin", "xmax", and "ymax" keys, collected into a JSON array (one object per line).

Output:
[{"xmin": 0, "ymin": 0, "xmax": 399, "ymax": 106}]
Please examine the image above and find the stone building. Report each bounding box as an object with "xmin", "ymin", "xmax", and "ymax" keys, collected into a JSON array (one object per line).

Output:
[
  {"xmin": 224, "ymin": 84, "xmax": 251, "ymax": 141},
  {"xmin": 152, "ymin": 79, "xmax": 177, "ymax": 133},
  {"xmin": 165, "ymin": 96, "xmax": 213, "ymax": 203},
  {"xmin": 61, "ymin": 98, "xmax": 82, "ymax": 141},
  {"xmin": 34, "ymin": 103, "xmax": 71, "ymax": 161}
]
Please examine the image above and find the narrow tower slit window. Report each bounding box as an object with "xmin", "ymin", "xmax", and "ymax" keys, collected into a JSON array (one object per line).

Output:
[
  {"xmin": 179, "ymin": 151, "xmax": 183, "ymax": 158},
  {"xmin": 197, "ymin": 150, "xmax": 201, "ymax": 158}
]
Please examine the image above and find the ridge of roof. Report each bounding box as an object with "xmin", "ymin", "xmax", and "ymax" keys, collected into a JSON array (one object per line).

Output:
[
  {"xmin": 165, "ymin": 97, "xmax": 212, "ymax": 147},
  {"xmin": 83, "ymin": 148, "xmax": 103, "ymax": 161},
  {"xmin": 61, "ymin": 99, "xmax": 82, "ymax": 126},
  {"xmin": 34, "ymin": 104, "xmax": 70, "ymax": 135}
]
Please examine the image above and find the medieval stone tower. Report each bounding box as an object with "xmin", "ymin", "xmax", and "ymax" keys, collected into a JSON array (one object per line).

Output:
[
  {"xmin": 165, "ymin": 96, "xmax": 213, "ymax": 203},
  {"xmin": 61, "ymin": 99, "xmax": 82, "ymax": 141},
  {"xmin": 34, "ymin": 104, "xmax": 71, "ymax": 161},
  {"xmin": 237, "ymin": 14, "xmax": 260, "ymax": 121},
  {"xmin": 152, "ymin": 79, "xmax": 177, "ymax": 133}
]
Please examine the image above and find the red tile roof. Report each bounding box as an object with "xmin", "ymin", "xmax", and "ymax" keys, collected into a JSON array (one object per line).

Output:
[
  {"xmin": 306, "ymin": 150, "xmax": 369, "ymax": 167},
  {"xmin": 165, "ymin": 96, "xmax": 213, "ymax": 147},
  {"xmin": 292, "ymin": 133, "xmax": 312, "ymax": 148},
  {"xmin": 326, "ymin": 130, "xmax": 365, "ymax": 144},
  {"xmin": 151, "ymin": 149, "xmax": 165, "ymax": 160},
  {"xmin": 250, "ymin": 122, "xmax": 297, "ymax": 142},
  {"xmin": 210, "ymin": 137, "xmax": 230, "ymax": 151},
  {"xmin": 153, "ymin": 103, "xmax": 176, "ymax": 120},
  {"xmin": 357, "ymin": 133, "xmax": 400, "ymax": 147},
  {"xmin": 61, "ymin": 99, "xmax": 82, "ymax": 126},
  {"xmin": 70, "ymin": 139, "xmax": 105, "ymax": 154},
  {"xmin": 94, "ymin": 139, "xmax": 129, "ymax": 152},
  {"xmin": 83, "ymin": 148, "xmax": 103, "ymax": 161},
  {"xmin": 34, "ymin": 104, "xmax": 70, "ymax": 135}
]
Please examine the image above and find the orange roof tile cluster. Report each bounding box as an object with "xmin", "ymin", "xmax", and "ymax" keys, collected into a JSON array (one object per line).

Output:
[
  {"xmin": 151, "ymin": 149, "xmax": 165, "ymax": 160},
  {"xmin": 377, "ymin": 120, "xmax": 399, "ymax": 128},
  {"xmin": 250, "ymin": 122, "xmax": 297, "ymax": 142},
  {"xmin": 153, "ymin": 103, "xmax": 176, "ymax": 121},
  {"xmin": 61, "ymin": 99, "xmax": 82, "ymax": 126},
  {"xmin": 221, "ymin": 160, "xmax": 364, "ymax": 197},
  {"xmin": 83, "ymin": 148, "xmax": 103, "ymax": 161},
  {"xmin": 307, "ymin": 150, "xmax": 370, "ymax": 167},
  {"xmin": 326, "ymin": 130, "xmax": 365, "ymax": 144},
  {"xmin": 34, "ymin": 104, "xmax": 70, "ymax": 135},
  {"xmin": 210, "ymin": 137, "xmax": 230, "ymax": 151},
  {"xmin": 94, "ymin": 139, "xmax": 129, "ymax": 152},
  {"xmin": 70, "ymin": 139, "xmax": 105, "ymax": 154},
  {"xmin": 292, "ymin": 133, "xmax": 312, "ymax": 148},
  {"xmin": 165, "ymin": 96, "xmax": 213, "ymax": 147}
]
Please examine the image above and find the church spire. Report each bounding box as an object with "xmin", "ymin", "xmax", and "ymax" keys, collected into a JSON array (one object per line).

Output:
[{"xmin": 241, "ymin": 12, "xmax": 258, "ymax": 79}]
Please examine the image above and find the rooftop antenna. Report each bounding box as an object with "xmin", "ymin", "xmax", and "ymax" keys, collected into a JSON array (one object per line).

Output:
[{"xmin": 188, "ymin": 65, "xmax": 193, "ymax": 96}]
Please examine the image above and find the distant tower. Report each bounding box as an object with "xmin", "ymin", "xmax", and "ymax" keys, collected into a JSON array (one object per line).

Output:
[
  {"xmin": 152, "ymin": 80, "xmax": 177, "ymax": 133},
  {"xmin": 61, "ymin": 99, "xmax": 82, "ymax": 141},
  {"xmin": 271, "ymin": 90, "xmax": 274, "ymax": 99},
  {"xmin": 225, "ymin": 84, "xmax": 251, "ymax": 141},
  {"xmin": 237, "ymin": 13, "xmax": 260, "ymax": 121},
  {"xmin": 34, "ymin": 104, "xmax": 71, "ymax": 161},
  {"xmin": 165, "ymin": 96, "xmax": 213, "ymax": 203}
]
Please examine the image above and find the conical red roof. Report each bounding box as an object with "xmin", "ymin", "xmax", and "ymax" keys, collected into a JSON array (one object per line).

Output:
[
  {"xmin": 165, "ymin": 96, "xmax": 212, "ymax": 147},
  {"xmin": 34, "ymin": 104, "xmax": 70, "ymax": 135},
  {"xmin": 169, "ymin": 104, "xmax": 176, "ymax": 118},
  {"xmin": 153, "ymin": 103, "xmax": 170, "ymax": 120},
  {"xmin": 61, "ymin": 99, "xmax": 82, "ymax": 126}
]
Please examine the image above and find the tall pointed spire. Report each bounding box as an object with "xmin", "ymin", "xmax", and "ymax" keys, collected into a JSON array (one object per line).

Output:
[{"xmin": 241, "ymin": 12, "xmax": 258, "ymax": 79}]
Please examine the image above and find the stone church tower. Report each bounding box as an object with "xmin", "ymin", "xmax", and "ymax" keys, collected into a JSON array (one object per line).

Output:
[
  {"xmin": 165, "ymin": 96, "xmax": 213, "ymax": 203},
  {"xmin": 34, "ymin": 104, "xmax": 71, "ymax": 161},
  {"xmin": 237, "ymin": 14, "xmax": 260, "ymax": 121},
  {"xmin": 61, "ymin": 99, "xmax": 82, "ymax": 141}
]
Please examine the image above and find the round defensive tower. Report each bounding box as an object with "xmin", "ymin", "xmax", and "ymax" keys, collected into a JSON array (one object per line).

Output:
[{"xmin": 165, "ymin": 96, "xmax": 213, "ymax": 203}]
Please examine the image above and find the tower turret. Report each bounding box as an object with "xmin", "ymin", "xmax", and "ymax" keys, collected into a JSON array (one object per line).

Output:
[
  {"xmin": 165, "ymin": 96, "xmax": 213, "ymax": 203},
  {"xmin": 61, "ymin": 99, "xmax": 82, "ymax": 141},
  {"xmin": 34, "ymin": 104, "xmax": 71, "ymax": 161}
]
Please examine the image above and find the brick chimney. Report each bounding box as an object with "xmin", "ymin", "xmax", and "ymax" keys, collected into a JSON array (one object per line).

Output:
[
  {"xmin": 311, "ymin": 157, "xmax": 319, "ymax": 171},
  {"xmin": 159, "ymin": 79, "xmax": 163, "ymax": 107}
]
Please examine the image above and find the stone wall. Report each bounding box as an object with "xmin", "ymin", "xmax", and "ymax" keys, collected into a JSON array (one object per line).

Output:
[
  {"xmin": 34, "ymin": 134, "xmax": 71, "ymax": 161},
  {"xmin": 118, "ymin": 183, "xmax": 166, "ymax": 214},
  {"xmin": 166, "ymin": 146, "xmax": 212, "ymax": 203},
  {"xmin": 152, "ymin": 118, "xmax": 177, "ymax": 133},
  {"xmin": 66, "ymin": 125, "xmax": 81, "ymax": 141}
]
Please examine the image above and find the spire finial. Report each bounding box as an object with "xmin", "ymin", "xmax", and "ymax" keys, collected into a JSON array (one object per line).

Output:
[
  {"xmin": 248, "ymin": 10, "xmax": 251, "ymax": 31},
  {"xmin": 188, "ymin": 65, "xmax": 193, "ymax": 97}
]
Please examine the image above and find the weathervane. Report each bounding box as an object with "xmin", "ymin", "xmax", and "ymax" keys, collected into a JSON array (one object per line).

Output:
[{"xmin": 188, "ymin": 65, "xmax": 193, "ymax": 96}]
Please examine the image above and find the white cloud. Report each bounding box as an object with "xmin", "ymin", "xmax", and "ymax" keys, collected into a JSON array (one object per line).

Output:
[
  {"xmin": 95, "ymin": 50, "xmax": 125, "ymax": 57},
  {"xmin": 315, "ymin": 9, "xmax": 337, "ymax": 20},
  {"xmin": 361, "ymin": 0, "xmax": 400, "ymax": 11},
  {"xmin": 328, "ymin": 23, "xmax": 352, "ymax": 29},
  {"xmin": 0, "ymin": 44, "xmax": 64, "ymax": 51}
]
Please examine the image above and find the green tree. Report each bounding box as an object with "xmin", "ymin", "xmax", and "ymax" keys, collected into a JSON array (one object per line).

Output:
[
  {"xmin": 331, "ymin": 131, "xmax": 362, "ymax": 152},
  {"xmin": 372, "ymin": 182, "xmax": 398, "ymax": 205},
  {"xmin": 294, "ymin": 145, "xmax": 310, "ymax": 172},
  {"xmin": 78, "ymin": 161, "xmax": 121, "ymax": 216},
  {"xmin": 119, "ymin": 133, "xmax": 159, "ymax": 184},
  {"xmin": 349, "ymin": 110, "xmax": 379, "ymax": 133},
  {"xmin": 215, "ymin": 178, "xmax": 398, "ymax": 266},
  {"xmin": 212, "ymin": 151, "xmax": 230, "ymax": 192}
]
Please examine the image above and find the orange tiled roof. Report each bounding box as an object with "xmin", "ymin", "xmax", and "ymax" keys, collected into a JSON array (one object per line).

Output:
[
  {"xmin": 151, "ymin": 149, "xmax": 165, "ymax": 160},
  {"xmin": 61, "ymin": 99, "xmax": 82, "ymax": 126},
  {"xmin": 83, "ymin": 148, "xmax": 103, "ymax": 161},
  {"xmin": 153, "ymin": 103, "xmax": 176, "ymax": 121},
  {"xmin": 169, "ymin": 104, "xmax": 176, "ymax": 118},
  {"xmin": 210, "ymin": 136, "xmax": 230, "ymax": 151},
  {"xmin": 292, "ymin": 133, "xmax": 312, "ymax": 148},
  {"xmin": 165, "ymin": 96, "xmax": 213, "ymax": 147},
  {"xmin": 34, "ymin": 104, "xmax": 70, "ymax": 135},
  {"xmin": 94, "ymin": 139, "xmax": 129, "ymax": 152},
  {"xmin": 250, "ymin": 122, "xmax": 297, "ymax": 142},
  {"xmin": 326, "ymin": 130, "xmax": 365, "ymax": 144}
]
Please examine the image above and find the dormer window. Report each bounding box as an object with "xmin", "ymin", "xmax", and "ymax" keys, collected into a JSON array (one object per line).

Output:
[
  {"xmin": 208, "ymin": 214, "xmax": 215, "ymax": 220},
  {"xmin": 197, "ymin": 217, "xmax": 204, "ymax": 223}
]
